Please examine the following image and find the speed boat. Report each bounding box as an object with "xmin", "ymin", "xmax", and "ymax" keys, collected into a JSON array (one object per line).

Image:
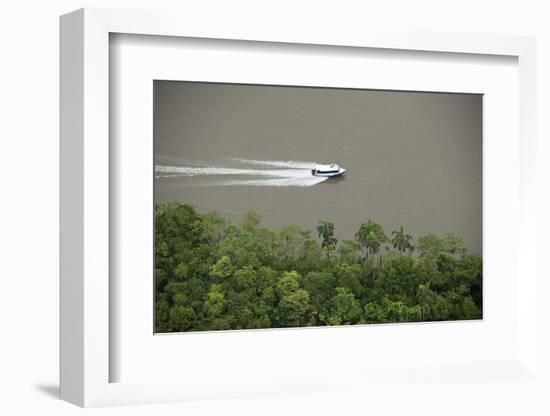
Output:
[{"xmin": 311, "ymin": 163, "xmax": 346, "ymax": 177}]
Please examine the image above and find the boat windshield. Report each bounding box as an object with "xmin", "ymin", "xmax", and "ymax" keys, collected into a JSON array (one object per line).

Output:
[{"xmin": 317, "ymin": 165, "xmax": 339, "ymax": 173}]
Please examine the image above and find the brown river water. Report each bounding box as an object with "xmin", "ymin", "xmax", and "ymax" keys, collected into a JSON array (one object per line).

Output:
[{"xmin": 154, "ymin": 81, "xmax": 482, "ymax": 254}]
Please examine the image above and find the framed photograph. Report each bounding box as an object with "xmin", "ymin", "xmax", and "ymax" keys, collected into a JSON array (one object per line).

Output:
[{"xmin": 60, "ymin": 8, "xmax": 538, "ymax": 408}]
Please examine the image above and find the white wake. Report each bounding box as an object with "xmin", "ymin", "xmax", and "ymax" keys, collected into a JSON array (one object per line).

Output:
[
  {"xmin": 155, "ymin": 159, "xmax": 328, "ymax": 187},
  {"xmin": 219, "ymin": 177, "xmax": 328, "ymax": 187},
  {"xmin": 231, "ymin": 159, "xmax": 316, "ymax": 169}
]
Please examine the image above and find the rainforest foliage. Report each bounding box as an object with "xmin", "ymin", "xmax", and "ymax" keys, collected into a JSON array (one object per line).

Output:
[{"xmin": 155, "ymin": 202, "xmax": 482, "ymax": 332}]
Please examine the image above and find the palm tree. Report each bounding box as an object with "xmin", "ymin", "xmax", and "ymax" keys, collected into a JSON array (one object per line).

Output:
[
  {"xmin": 391, "ymin": 226, "xmax": 413, "ymax": 256},
  {"xmin": 355, "ymin": 220, "xmax": 388, "ymax": 260},
  {"xmin": 317, "ymin": 220, "xmax": 337, "ymax": 259}
]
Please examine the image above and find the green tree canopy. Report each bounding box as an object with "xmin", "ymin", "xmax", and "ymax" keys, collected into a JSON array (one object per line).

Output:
[
  {"xmin": 210, "ymin": 256, "xmax": 234, "ymax": 280},
  {"xmin": 154, "ymin": 202, "xmax": 482, "ymax": 332}
]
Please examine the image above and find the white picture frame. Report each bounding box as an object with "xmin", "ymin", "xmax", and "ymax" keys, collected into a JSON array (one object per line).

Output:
[{"xmin": 60, "ymin": 7, "xmax": 538, "ymax": 408}]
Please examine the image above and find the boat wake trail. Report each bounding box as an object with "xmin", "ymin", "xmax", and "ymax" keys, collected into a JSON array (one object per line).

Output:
[
  {"xmin": 155, "ymin": 159, "xmax": 327, "ymax": 187},
  {"xmin": 231, "ymin": 159, "xmax": 316, "ymax": 169},
  {"xmin": 219, "ymin": 176, "xmax": 328, "ymax": 187}
]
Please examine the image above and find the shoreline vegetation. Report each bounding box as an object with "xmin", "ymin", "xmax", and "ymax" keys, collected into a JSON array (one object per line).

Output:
[{"xmin": 155, "ymin": 202, "xmax": 482, "ymax": 333}]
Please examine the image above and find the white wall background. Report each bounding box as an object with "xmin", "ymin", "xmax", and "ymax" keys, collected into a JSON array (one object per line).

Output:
[{"xmin": 0, "ymin": 1, "xmax": 548, "ymax": 415}]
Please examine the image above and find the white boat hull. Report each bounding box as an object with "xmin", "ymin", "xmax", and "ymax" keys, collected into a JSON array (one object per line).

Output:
[{"xmin": 311, "ymin": 168, "xmax": 346, "ymax": 177}]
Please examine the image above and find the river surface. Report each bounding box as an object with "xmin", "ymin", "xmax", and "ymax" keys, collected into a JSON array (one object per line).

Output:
[{"xmin": 154, "ymin": 81, "xmax": 482, "ymax": 254}]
